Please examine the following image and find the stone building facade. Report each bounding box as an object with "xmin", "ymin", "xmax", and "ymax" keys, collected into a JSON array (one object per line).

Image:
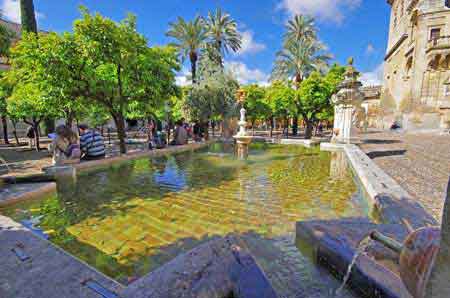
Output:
[{"xmin": 383, "ymin": 0, "xmax": 450, "ymax": 130}]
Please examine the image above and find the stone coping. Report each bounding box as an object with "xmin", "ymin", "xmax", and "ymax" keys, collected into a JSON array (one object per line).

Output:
[
  {"xmin": 279, "ymin": 138, "xmax": 321, "ymax": 148},
  {"xmin": 73, "ymin": 140, "xmax": 215, "ymax": 173},
  {"xmin": 0, "ymin": 182, "xmax": 56, "ymax": 207},
  {"xmin": 343, "ymin": 144, "xmax": 437, "ymax": 228}
]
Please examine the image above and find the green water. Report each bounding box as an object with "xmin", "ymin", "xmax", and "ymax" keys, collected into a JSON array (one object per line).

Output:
[{"xmin": 1, "ymin": 143, "xmax": 367, "ymax": 295}]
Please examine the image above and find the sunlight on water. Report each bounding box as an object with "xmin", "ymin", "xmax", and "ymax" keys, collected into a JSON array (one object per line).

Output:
[{"xmin": 1, "ymin": 143, "xmax": 367, "ymax": 294}]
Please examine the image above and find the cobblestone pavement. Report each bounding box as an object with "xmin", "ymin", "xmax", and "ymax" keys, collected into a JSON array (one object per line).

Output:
[{"xmin": 358, "ymin": 131, "xmax": 450, "ymax": 222}]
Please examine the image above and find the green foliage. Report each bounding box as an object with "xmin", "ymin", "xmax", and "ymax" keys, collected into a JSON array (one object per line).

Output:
[
  {"xmin": 271, "ymin": 14, "xmax": 330, "ymax": 85},
  {"xmin": 20, "ymin": 0, "xmax": 38, "ymax": 33},
  {"xmin": 296, "ymin": 65, "xmax": 345, "ymax": 122},
  {"xmin": 242, "ymin": 84, "xmax": 270, "ymax": 123},
  {"xmin": 204, "ymin": 8, "xmax": 241, "ymax": 65},
  {"xmin": 185, "ymin": 52, "xmax": 238, "ymax": 122},
  {"xmin": 264, "ymin": 81, "xmax": 295, "ymax": 118},
  {"xmin": 7, "ymin": 81, "xmax": 57, "ymax": 122}
]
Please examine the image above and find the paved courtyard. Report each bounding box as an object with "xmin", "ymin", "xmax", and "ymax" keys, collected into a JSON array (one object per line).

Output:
[{"xmin": 359, "ymin": 131, "xmax": 450, "ymax": 222}]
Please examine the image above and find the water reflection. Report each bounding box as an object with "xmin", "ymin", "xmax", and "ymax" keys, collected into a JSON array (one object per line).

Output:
[{"xmin": 1, "ymin": 143, "xmax": 366, "ymax": 293}]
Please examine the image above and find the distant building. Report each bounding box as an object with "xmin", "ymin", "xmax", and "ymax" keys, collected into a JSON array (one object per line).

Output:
[
  {"xmin": 0, "ymin": 18, "xmax": 23, "ymax": 70},
  {"xmin": 383, "ymin": 0, "xmax": 450, "ymax": 130}
]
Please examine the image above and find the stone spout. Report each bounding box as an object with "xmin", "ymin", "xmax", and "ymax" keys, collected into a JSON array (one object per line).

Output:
[
  {"xmin": 369, "ymin": 230, "xmax": 402, "ymax": 254},
  {"xmin": 369, "ymin": 177, "xmax": 450, "ymax": 298}
]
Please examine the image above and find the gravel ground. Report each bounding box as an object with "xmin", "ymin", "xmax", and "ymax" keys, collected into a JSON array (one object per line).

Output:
[{"xmin": 358, "ymin": 130, "xmax": 450, "ymax": 222}]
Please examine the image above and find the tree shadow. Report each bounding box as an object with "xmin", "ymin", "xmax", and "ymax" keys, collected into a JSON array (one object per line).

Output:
[
  {"xmin": 366, "ymin": 150, "xmax": 407, "ymax": 159},
  {"xmin": 362, "ymin": 139, "xmax": 402, "ymax": 145}
]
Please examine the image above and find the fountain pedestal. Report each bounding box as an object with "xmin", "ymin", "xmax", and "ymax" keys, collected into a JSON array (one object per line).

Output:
[
  {"xmin": 233, "ymin": 107, "xmax": 252, "ymax": 159},
  {"xmin": 331, "ymin": 58, "xmax": 364, "ymax": 144}
]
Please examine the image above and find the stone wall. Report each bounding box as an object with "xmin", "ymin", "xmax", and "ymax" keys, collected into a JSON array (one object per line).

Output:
[{"xmin": 383, "ymin": 0, "xmax": 450, "ymax": 130}]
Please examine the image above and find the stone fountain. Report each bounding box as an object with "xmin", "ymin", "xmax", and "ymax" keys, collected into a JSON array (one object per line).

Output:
[
  {"xmin": 233, "ymin": 89, "xmax": 252, "ymax": 159},
  {"xmin": 331, "ymin": 58, "xmax": 365, "ymax": 144},
  {"xmin": 370, "ymin": 178, "xmax": 450, "ymax": 298}
]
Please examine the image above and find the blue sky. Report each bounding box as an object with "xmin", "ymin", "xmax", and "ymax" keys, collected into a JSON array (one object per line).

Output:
[{"xmin": 1, "ymin": 0, "xmax": 390, "ymax": 86}]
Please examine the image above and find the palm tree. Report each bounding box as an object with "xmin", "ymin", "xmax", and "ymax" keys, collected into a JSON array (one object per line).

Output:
[
  {"xmin": 204, "ymin": 8, "xmax": 241, "ymax": 66},
  {"xmin": 284, "ymin": 14, "xmax": 316, "ymax": 46},
  {"xmin": 271, "ymin": 15, "xmax": 330, "ymax": 136},
  {"xmin": 166, "ymin": 16, "xmax": 207, "ymax": 83},
  {"xmin": 271, "ymin": 39, "xmax": 329, "ymax": 85}
]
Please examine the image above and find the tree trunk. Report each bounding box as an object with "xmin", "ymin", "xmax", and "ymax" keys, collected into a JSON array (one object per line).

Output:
[
  {"xmin": 112, "ymin": 113, "xmax": 127, "ymax": 154},
  {"xmin": 304, "ymin": 120, "xmax": 314, "ymax": 139},
  {"xmin": 284, "ymin": 117, "xmax": 289, "ymax": 138},
  {"xmin": 270, "ymin": 117, "xmax": 274, "ymax": 138},
  {"xmin": 11, "ymin": 120, "xmax": 20, "ymax": 146},
  {"xmin": 203, "ymin": 122, "xmax": 209, "ymax": 140},
  {"xmin": 66, "ymin": 113, "xmax": 74, "ymax": 129},
  {"xmin": 292, "ymin": 116, "xmax": 298, "ymax": 136},
  {"xmin": 1, "ymin": 115, "xmax": 9, "ymax": 144},
  {"xmin": 190, "ymin": 52, "xmax": 197, "ymax": 84},
  {"xmin": 20, "ymin": 0, "xmax": 38, "ymax": 34},
  {"xmin": 211, "ymin": 121, "xmax": 215, "ymax": 137}
]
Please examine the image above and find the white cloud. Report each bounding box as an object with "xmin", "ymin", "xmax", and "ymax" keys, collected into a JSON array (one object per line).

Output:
[
  {"xmin": 175, "ymin": 68, "xmax": 191, "ymax": 87},
  {"xmin": 235, "ymin": 30, "xmax": 266, "ymax": 56},
  {"xmin": 225, "ymin": 61, "xmax": 269, "ymax": 85},
  {"xmin": 1, "ymin": 0, "xmax": 45, "ymax": 24},
  {"xmin": 361, "ymin": 63, "xmax": 384, "ymax": 86},
  {"xmin": 278, "ymin": 0, "xmax": 361, "ymax": 24},
  {"xmin": 365, "ymin": 43, "xmax": 375, "ymax": 55}
]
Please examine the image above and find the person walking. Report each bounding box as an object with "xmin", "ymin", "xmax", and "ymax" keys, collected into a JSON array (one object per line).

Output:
[
  {"xmin": 26, "ymin": 126, "xmax": 35, "ymax": 149},
  {"xmin": 49, "ymin": 125, "xmax": 81, "ymax": 165},
  {"xmin": 78, "ymin": 124, "xmax": 106, "ymax": 161}
]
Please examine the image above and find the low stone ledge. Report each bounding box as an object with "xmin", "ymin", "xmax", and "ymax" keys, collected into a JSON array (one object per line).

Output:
[
  {"xmin": 0, "ymin": 182, "xmax": 56, "ymax": 207},
  {"xmin": 279, "ymin": 138, "xmax": 321, "ymax": 148},
  {"xmin": 296, "ymin": 218, "xmax": 411, "ymax": 298},
  {"xmin": 120, "ymin": 235, "xmax": 278, "ymax": 298},
  {"xmin": 320, "ymin": 142, "xmax": 346, "ymax": 151},
  {"xmin": 344, "ymin": 144, "xmax": 436, "ymax": 229},
  {"xmin": 73, "ymin": 141, "xmax": 214, "ymax": 173}
]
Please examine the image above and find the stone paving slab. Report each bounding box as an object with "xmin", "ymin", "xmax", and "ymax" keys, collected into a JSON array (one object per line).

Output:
[
  {"xmin": 358, "ymin": 131, "xmax": 450, "ymax": 222},
  {"xmin": 0, "ymin": 215, "xmax": 124, "ymax": 298}
]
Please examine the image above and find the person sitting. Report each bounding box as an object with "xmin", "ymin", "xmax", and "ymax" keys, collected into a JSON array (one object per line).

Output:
[
  {"xmin": 78, "ymin": 124, "xmax": 106, "ymax": 161},
  {"xmin": 49, "ymin": 125, "xmax": 81, "ymax": 166},
  {"xmin": 170, "ymin": 120, "xmax": 189, "ymax": 146}
]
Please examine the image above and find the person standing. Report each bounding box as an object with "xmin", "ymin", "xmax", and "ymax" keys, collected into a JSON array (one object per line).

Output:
[
  {"xmin": 26, "ymin": 126, "xmax": 35, "ymax": 149},
  {"xmin": 78, "ymin": 124, "xmax": 106, "ymax": 160},
  {"xmin": 170, "ymin": 120, "xmax": 188, "ymax": 146}
]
